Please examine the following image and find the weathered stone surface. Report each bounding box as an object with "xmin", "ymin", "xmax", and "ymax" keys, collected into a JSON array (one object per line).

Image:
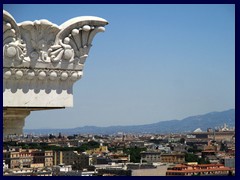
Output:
[
  {"xmin": 3, "ymin": 109, "xmax": 30, "ymax": 136},
  {"xmin": 3, "ymin": 10, "xmax": 108, "ymax": 107},
  {"xmin": 3, "ymin": 10, "xmax": 108, "ymax": 136}
]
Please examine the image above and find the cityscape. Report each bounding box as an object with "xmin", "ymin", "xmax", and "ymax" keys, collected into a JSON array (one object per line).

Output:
[{"xmin": 3, "ymin": 122, "xmax": 235, "ymax": 176}]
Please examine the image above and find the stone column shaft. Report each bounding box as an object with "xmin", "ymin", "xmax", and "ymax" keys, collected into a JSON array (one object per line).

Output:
[{"xmin": 3, "ymin": 109, "xmax": 30, "ymax": 137}]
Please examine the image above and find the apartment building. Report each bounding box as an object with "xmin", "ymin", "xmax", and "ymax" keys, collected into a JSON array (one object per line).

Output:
[
  {"xmin": 54, "ymin": 151, "xmax": 92, "ymax": 169},
  {"xmin": 140, "ymin": 151, "xmax": 185, "ymax": 164},
  {"xmin": 3, "ymin": 147, "xmax": 53, "ymax": 169},
  {"xmin": 161, "ymin": 153, "xmax": 185, "ymax": 164},
  {"xmin": 140, "ymin": 151, "xmax": 161, "ymax": 163},
  {"xmin": 166, "ymin": 163, "xmax": 232, "ymax": 176}
]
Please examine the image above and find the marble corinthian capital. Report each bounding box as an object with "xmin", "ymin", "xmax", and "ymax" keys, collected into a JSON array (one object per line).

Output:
[{"xmin": 3, "ymin": 10, "xmax": 108, "ymax": 108}]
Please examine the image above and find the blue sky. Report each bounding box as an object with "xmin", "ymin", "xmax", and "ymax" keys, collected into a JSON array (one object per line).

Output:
[{"xmin": 3, "ymin": 4, "xmax": 235, "ymax": 129}]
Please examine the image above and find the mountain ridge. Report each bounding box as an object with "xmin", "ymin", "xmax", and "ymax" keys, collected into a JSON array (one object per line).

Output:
[{"xmin": 24, "ymin": 109, "xmax": 235, "ymax": 135}]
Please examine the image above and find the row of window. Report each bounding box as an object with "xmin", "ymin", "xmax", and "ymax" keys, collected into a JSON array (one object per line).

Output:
[{"xmin": 167, "ymin": 170, "xmax": 230, "ymax": 176}]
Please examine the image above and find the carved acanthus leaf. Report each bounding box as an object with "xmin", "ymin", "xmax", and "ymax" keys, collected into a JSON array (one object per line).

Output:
[
  {"xmin": 3, "ymin": 10, "xmax": 108, "ymax": 73},
  {"xmin": 49, "ymin": 16, "xmax": 108, "ymax": 65},
  {"xmin": 19, "ymin": 20, "xmax": 60, "ymax": 62}
]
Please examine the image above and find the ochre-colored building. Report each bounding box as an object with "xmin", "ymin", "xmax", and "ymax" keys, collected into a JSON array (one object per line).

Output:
[
  {"xmin": 166, "ymin": 163, "xmax": 232, "ymax": 176},
  {"xmin": 140, "ymin": 152, "xmax": 185, "ymax": 164},
  {"xmin": 32, "ymin": 150, "xmax": 53, "ymax": 167},
  {"xmin": 3, "ymin": 148, "xmax": 53, "ymax": 169},
  {"xmin": 161, "ymin": 153, "xmax": 185, "ymax": 164},
  {"xmin": 86, "ymin": 146, "xmax": 109, "ymax": 155}
]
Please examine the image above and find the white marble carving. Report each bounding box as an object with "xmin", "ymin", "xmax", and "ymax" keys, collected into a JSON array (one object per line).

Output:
[
  {"xmin": 3, "ymin": 10, "xmax": 108, "ymax": 136},
  {"xmin": 3, "ymin": 10, "xmax": 108, "ymax": 107},
  {"xmin": 3, "ymin": 11, "xmax": 29, "ymax": 67}
]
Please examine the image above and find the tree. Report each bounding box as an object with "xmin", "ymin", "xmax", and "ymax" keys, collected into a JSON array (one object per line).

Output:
[
  {"xmin": 49, "ymin": 134, "xmax": 56, "ymax": 139},
  {"xmin": 180, "ymin": 138, "xmax": 185, "ymax": 144},
  {"xmin": 220, "ymin": 142, "xmax": 227, "ymax": 152},
  {"xmin": 185, "ymin": 153, "xmax": 210, "ymax": 164},
  {"xmin": 67, "ymin": 135, "xmax": 75, "ymax": 140},
  {"xmin": 185, "ymin": 153, "xmax": 198, "ymax": 162},
  {"xmin": 123, "ymin": 147, "xmax": 146, "ymax": 163}
]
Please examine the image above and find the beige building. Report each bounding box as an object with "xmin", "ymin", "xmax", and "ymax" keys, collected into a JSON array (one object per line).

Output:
[
  {"xmin": 86, "ymin": 146, "xmax": 109, "ymax": 155},
  {"xmin": 132, "ymin": 165, "xmax": 169, "ymax": 176},
  {"xmin": 3, "ymin": 148, "xmax": 33, "ymax": 169},
  {"xmin": 32, "ymin": 150, "xmax": 53, "ymax": 167},
  {"xmin": 3, "ymin": 148, "xmax": 53, "ymax": 169},
  {"xmin": 54, "ymin": 151, "xmax": 92, "ymax": 170},
  {"xmin": 140, "ymin": 152, "xmax": 161, "ymax": 163},
  {"xmin": 140, "ymin": 151, "xmax": 185, "ymax": 164},
  {"xmin": 161, "ymin": 153, "xmax": 185, "ymax": 164}
]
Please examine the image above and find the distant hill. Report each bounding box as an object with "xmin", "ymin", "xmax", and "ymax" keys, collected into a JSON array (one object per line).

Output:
[{"xmin": 24, "ymin": 109, "xmax": 235, "ymax": 135}]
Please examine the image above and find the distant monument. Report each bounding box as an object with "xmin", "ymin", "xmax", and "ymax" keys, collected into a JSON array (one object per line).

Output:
[{"xmin": 3, "ymin": 10, "xmax": 108, "ymax": 137}]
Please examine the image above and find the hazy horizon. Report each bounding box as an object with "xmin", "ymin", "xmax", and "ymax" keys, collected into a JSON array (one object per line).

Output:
[{"xmin": 24, "ymin": 108, "xmax": 235, "ymax": 129}]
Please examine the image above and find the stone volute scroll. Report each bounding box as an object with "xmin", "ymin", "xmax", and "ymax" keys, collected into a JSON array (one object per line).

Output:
[
  {"xmin": 3, "ymin": 10, "xmax": 29, "ymax": 67},
  {"xmin": 3, "ymin": 10, "xmax": 108, "ymax": 137}
]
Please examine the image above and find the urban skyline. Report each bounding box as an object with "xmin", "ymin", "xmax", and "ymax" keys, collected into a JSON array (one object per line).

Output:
[{"xmin": 3, "ymin": 125, "xmax": 235, "ymax": 176}]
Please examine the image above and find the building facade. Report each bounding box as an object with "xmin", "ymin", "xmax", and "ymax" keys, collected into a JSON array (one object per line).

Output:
[
  {"xmin": 3, "ymin": 148, "xmax": 53, "ymax": 169},
  {"xmin": 166, "ymin": 163, "xmax": 232, "ymax": 176},
  {"xmin": 140, "ymin": 151, "xmax": 185, "ymax": 164},
  {"xmin": 53, "ymin": 151, "xmax": 92, "ymax": 170},
  {"xmin": 161, "ymin": 153, "xmax": 185, "ymax": 164}
]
